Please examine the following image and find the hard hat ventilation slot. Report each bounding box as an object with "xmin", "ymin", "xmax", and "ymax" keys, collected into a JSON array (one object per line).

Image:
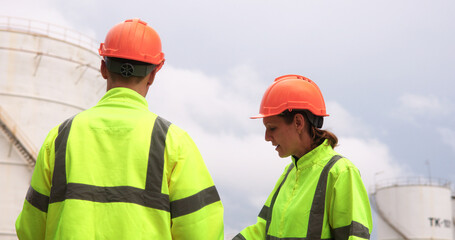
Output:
[{"xmin": 120, "ymin": 63, "xmax": 134, "ymax": 77}]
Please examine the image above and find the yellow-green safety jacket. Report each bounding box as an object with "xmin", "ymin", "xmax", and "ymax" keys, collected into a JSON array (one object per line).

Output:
[
  {"xmin": 234, "ymin": 140, "xmax": 372, "ymax": 240},
  {"xmin": 16, "ymin": 87, "xmax": 224, "ymax": 240}
]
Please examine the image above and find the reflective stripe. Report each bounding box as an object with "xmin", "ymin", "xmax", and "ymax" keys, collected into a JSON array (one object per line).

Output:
[
  {"xmin": 264, "ymin": 155, "xmax": 342, "ymax": 240},
  {"xmin": 49, "ymin": 115, "xmax": 172, "ymax": 211},
  {"xmin": 233, "ymin": 233, "xmax": 247, "ymax": 240},
  {"xmin": 269, "ymin": 237, "xmax": 307, "ymax": 240},
  {"xmin": 268, "ymin": 237, "xmax": 333, "ymax": 240},
  {"xmin": 332, "ymin": 221, "xmax": 370, "ymax": 240},
  {"xmin": 266, "ymin": 164, "xmax": 295, "ymax": 240},
  {"xmin": 65, "ymin": 183, "xmax": 170, "ymax": 211},
  {"xmin": 170, "ymin": 185, "xmax": 220, "ymax": 218},
  {"xmin": 146, "ymin": 116, "xmax": 171, "ymax": 193},
  {"xmin": 50, "ymin": 117, "xmax": 74, "ymax": 203},
  {"xmin": 307, "ymin": 155, "xmax": 342, "ymax": 239},
  {"xmin": 258, "ymin": 205, "xmax": 269, "ymax": 220},
  {"xmin": 25, "ymin": 186, "xmax": 49, "ymax": 212}
]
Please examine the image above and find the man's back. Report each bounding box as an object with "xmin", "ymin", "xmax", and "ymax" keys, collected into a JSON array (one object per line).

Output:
[
  {"xmin": 16, "ymin": 88, "xmax": 224, "ymax": 239},
  {"xmin": 16, "ymin": 18, "xmax": 224, "ymax": 239}
]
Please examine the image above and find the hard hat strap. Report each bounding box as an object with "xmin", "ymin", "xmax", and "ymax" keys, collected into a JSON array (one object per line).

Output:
[{"xmin": 105, "ymin": 57, "xmax": 156, "ymax": 77}]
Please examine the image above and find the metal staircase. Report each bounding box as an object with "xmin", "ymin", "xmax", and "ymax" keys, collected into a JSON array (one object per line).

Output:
[{"xmin": 0, "ymin": 107, "xmax": 36, "ymax": 167}]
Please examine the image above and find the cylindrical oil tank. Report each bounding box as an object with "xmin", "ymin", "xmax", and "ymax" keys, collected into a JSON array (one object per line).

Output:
[
  {"xmin": 0, "ymin": 16, "xmax": 105, "ymax": 239},
  {"xmin": 452, "ymin": 195, "xmax": 455, "ymax": 239},
  {"xmin": 373, "ymin": 178, "xmax": 453, "ymax": 240}
]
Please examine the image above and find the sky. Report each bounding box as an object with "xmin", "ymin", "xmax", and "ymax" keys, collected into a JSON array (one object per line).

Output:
[{"xmin": 2, "ymin": 0, "xmax": 455, "ymax": 238}]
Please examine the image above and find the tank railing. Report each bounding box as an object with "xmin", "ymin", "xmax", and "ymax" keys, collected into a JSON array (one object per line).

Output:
[
  {"xmin": 0, "ymin": 231, "xmax": 16, "ymax": 237},
  {"xmin": 0, "ymin": 16, "xmax": 99, "ymax": 52},
  {"xmin": 375, "ymin": 176, "xmax": 452, "ymax": 191},
  {"xmin": 0, "ymin": 106, "xmax": 37, "ymax": 168}
]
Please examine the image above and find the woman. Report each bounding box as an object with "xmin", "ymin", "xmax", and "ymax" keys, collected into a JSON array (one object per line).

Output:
[{"xmin": 234, "ymin": 75, "xmax": 372, "ymax": 240}]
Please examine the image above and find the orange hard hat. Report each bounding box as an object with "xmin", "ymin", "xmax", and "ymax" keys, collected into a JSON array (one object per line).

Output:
[
  {"xmin": 251, "ymin": 74, "xmax": 329, "ymax": 119},
  {"xmin": 99, "ymin": 19, "xmax": 165, "ymax": 66}
]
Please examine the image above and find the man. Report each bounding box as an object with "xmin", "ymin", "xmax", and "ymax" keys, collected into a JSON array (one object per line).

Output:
[{"xmin": 16, "ymin": 18, "xmax": 224, "ymax": 239}]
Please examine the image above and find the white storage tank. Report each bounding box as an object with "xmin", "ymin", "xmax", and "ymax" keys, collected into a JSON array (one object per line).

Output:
[
  {"xmin": 452, "ymin": 195, "xmax": 455, "ymax": 240},
  {"xmin": 0, "ymin": 16, "xmax": 105, "ymax": 239},
  {"xmin": 373, "ymin": 177, "xmax": 453, "ymax": 240}
]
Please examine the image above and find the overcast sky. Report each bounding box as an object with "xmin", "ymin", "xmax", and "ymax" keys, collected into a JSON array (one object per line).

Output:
[{"xmin": 2, "ymin": 0, "xmax": 455, "ymax": 238}]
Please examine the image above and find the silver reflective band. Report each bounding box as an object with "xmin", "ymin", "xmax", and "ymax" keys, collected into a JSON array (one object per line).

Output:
[
  {"xmin": 268, "ymin": 237, "xmax": 307, "ymax": 240},
  {"xmin": 237, "ymin": 155, "xmax": 370, "ymax": 240},
  {"xmin": 49, "ymin": 116, "xmax": 170, "ymax": 210},
  {"xmin": 307, "ymin": 155, "xmax": 343, "ymax": 239},
  {"xmin": 170, "ymin": 186, "xmax": 221, "ymax": 218},
  {"xmin": 25, "ymin": 186, "xmax": 49, "ymax": 213},
  {"xmin": 332, "ymin": 221, "xmax": 370, "ymax": 240},
  {"xmin": 146, "ymin": 116, "xmax": 171, "ymax": 194},
  {"xmin": 264, "ymin": 155, "xmax": 353, "ymax": 240},
  {"xmin": 50, "ymin": 116, "xmax": 74, "ymax": 203},
  {"xmin": 258, "ymin": 205, "xmax": 269, "ymax": 220},
  {"xmin": 232, "ymin": 233, "xmax": 247, "ymax": 240},
  {"xmin": 46, "ymin": 115, "xmax": 221, "ymax": 218},
  {"xmin": 63, "ymin": 183, "xmax": 170, "ymax": 211}
]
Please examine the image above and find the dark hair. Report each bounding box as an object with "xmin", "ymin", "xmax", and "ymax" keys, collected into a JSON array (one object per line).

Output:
[{"xmin": 280, "ymin": 110, "xmax": 338, "ymax": 149}]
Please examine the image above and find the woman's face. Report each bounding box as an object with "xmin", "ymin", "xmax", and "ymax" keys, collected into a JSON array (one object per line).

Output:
[{"xmin": 263, "ymin": 115, "xmax": 302, "ymax": 158}]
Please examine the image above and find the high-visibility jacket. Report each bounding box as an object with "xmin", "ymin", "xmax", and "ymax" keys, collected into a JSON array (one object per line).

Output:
[
  {"xmin": 234, "ymin": 140, "xmax": 372, "ymax": 240},
  {"xmin": 15, "ymin": 87, "xmax": 224, "ymax": 240}
]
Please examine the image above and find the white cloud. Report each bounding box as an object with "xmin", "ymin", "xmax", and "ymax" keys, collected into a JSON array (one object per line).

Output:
[
  {"xmin": 148, "ymin": 64, "xmax": 291, "ymax": 235},
  {"xmin": 1, "ymin": 1, "xmax": 454, "ymax": 239},
  {"xmin": 437, "ymin": 127, "xmax": 455, "ymax": 154},
  {"xmin": 336, "ymin": 137, "xmax": 407, "ymax": 193},
  {"xmin": 391, "ymin": 93, "xmax": 450, "ymax": 125},
  {"xmin": 148, "ymin": 65, "xmax": 265, "ymax": 135},
  {"xmin": 325, "ymin": 101, "xmax": 372, "ymax": 138},
  {"xmin": 0, "ymin": 0, "xmax": 97, "ymax": 41},
  {"xmin": 148, "ymin": 64, "xmax": 408, "ymax": 235},
  {"xmin": 399, "ymin": 93, "xmax": 445, "ymax": 115},
  {"xmin": 0, "ymin": 0, "xmax": 71, "ymax": 28},
  {"xmin": 324, "ymin": 101, "xmax": 407, "ymax": 192},
  {"xmin": 194, "ymin": 131, "xmax": 287, "ymax": 206},
  {"xmin": 148, "ymin": 64, "xmax": 285, "ymax": 203}
]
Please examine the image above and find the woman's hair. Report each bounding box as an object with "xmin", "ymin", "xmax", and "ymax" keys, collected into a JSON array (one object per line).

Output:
[{"xmin": 279, "ymin": 110, "xmax": 338, "ymax": 149}]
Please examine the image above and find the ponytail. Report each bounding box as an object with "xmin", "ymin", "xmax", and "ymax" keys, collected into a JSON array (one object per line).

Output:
[{"xmin": 310, "ymin": 127, "xmax": 338, "ymax": 149}]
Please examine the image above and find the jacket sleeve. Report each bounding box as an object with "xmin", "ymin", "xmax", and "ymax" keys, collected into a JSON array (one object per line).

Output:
[
  {"xmin": 328, "ymin": 164, "xmax": 373, "ymax": 240},
  {"xmin": 167, "ymin": 130, "xmax": 224, "ymax": 240},
  {"xmin": 234, "ymin": 163, "xmax": 293, "ymax": 240},
  {"xmin": 232, "ymin": 212, "xmax": 266, "ymax": 240},
  {"xmin": 16, "ymin": 127, "xmax": 58, "ymax": 240}
]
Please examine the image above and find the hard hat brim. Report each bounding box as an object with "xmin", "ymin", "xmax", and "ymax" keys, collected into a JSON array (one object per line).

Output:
[{"xmin": 250, "ymin": 113, "xmax": 273, "ymax": 119}]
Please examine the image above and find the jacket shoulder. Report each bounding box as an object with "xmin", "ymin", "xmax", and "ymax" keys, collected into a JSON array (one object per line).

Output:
[{"xmin": 328, "ymin": 155, "xmax": 361, "ymax": 178}]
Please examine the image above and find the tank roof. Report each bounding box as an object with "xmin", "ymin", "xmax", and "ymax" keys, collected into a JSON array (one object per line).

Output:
[
  {"xmin": 375, "ymin": 176, "xmax": 451, "ymax": 191},
  {"xmin": 0, "ymin": 16, "xmax": 98, "ymax": 53}
]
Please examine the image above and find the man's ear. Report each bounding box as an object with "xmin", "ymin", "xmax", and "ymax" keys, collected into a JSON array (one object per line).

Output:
[
  {"xmin": 146, "ymin": 61, "xmax": 164, "ymax": 87},
  {"xmin": 146, "ymin": 72, "xmax": 155, "ymax": 87},
  {"xmin": 100, "ymin": 59, "xmax": 108, "ymax": 80},
  {"xmin": 155, "ymin": 61, "xmax": 165, "ymax": 72}
]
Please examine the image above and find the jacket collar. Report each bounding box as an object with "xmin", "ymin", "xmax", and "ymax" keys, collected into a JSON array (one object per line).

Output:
[
  {"xmin": 97, "ymin": 87, "xmax": 149, "ymax": 110},
  {"xmin": 291, "ymin": 139, "xmax": 336, "ymax": 170}
]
